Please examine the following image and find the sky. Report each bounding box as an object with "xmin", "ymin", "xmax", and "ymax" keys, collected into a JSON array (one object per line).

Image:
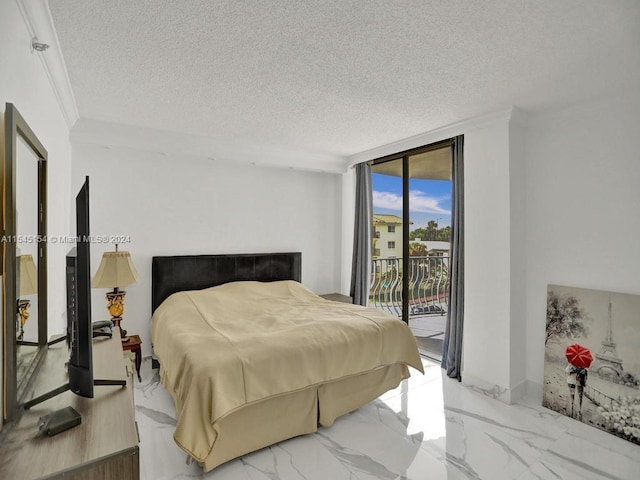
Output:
[{"xmin": 372, "ymin": 173, "xmax": 452, "ymax": 231}]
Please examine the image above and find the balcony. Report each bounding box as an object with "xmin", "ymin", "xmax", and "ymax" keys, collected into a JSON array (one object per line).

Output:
[{"xmin": 370, "ymin": 256, "xmax": 449, "ymax": 358}]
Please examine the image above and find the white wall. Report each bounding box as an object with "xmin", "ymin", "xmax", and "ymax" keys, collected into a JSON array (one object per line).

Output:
[
  {"xmin": 1, "ymin": 0, "xmax": 72, "ymax": 421},
  {"xmin": 71, "ymin": 145, "xmax": 343, "ymax": 356},
  {"xmin": 435, "ymin": 92, "xmax": 640, "ymax": 402},
  {"xmin": 461, "ymin": 116, "xmax": 516, "ymax": 399},
  {"xmin": 508, "ymin": 114, "xmax": 527, "ymax": 397},
  {"xmin": 524, "ymin": 88, "xmax": 640, "ymax": 397},
  {"xmin": 340, "ymin": 168, "xmax": 355, "ymax": 295}
]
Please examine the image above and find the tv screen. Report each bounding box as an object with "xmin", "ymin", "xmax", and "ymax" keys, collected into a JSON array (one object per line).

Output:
[{"xmin": 67, "ymin": 176, "xmax": 93, "ymax": 398}]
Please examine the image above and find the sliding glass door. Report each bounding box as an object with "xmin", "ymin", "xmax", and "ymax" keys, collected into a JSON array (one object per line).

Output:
[
  {"xmin": 370, "ymin": 140, "xmax": 453, "ymax": 360},
  {"xmin": 370, "ymin": 157, "xmax": 404, "ymax": 318}
]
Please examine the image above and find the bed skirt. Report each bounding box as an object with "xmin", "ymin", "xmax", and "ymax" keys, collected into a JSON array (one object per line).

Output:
[{"xmin": 180, "ymin": 363, "xmax": 410, "ymax": 472}]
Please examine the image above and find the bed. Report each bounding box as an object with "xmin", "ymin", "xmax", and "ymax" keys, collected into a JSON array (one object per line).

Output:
[{"xmin": 151, "ymin": 252, "xmax": 423, "ymax": 471}]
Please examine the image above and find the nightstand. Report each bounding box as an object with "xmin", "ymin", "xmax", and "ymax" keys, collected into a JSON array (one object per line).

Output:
[
  {"xmin": 320, "ymin": 293, "xmax": 353, "ymax": 304},
  {"xmin": 122, "ymin": 335, "xmax": 142, "ymax": 382}
]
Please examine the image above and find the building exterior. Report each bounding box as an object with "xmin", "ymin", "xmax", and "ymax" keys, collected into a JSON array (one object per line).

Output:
[
  {"xmin": 409, "ymin": 240, "xmax": 450, "ymax": 257},
  {"xmin": 373, "ymin": 214, "xmax": 411, "ymax": 259},
  {"xmin": 373, "ymin": 215, "xmax": 450, "ymax": 259}
]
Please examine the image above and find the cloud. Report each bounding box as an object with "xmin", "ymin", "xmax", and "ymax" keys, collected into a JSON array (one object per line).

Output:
[{"xmin": 373, "ymin": 190, "xmax": 450, "ymax": 215}]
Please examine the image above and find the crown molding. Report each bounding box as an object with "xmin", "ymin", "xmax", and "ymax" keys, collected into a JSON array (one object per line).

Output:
[
  {"xmin": 16, "ymin": 0, "xmax": 79, "ymax": 128},
  {"xmin": 346, "ymin": 107, "xmax": 520, "ymax": 166}
]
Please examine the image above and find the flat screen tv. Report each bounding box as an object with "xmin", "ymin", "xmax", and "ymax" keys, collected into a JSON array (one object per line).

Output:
[
  {"xmin": 24, "ymin": 177, "xmax": 125, "ymax": 410},
  {"xmin": 67, "ymin": 176, "xmax": 93, "ymax": 397}
]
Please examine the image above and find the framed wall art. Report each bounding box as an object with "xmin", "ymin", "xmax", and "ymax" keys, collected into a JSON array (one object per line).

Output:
[{"xmin": 543, "ymin": 284, "xmax": 640, "ymax": 445}]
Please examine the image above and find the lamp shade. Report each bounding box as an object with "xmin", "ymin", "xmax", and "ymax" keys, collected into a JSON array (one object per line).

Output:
[
  {"xmin": 92, "ymin": 250, "xmax": 139, "ymax": 288},
  {"xmin": 19, "ymin": 254, "xmax": 38, "ymax": 296}
]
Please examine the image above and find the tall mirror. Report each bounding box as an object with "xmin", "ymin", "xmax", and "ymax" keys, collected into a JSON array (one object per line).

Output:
[{"xmin": 2, "ymin": 103, "xmax": 48, "ymax": 424}]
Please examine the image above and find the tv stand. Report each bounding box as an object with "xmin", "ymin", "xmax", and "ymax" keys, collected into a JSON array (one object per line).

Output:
[
  {"xmin": 23, "ymin": 378, "xmax": 127, "ymax": 410},
  {"xmin": 36, "ymin": 322, "xmax": 114, "ymax": 349},
  {"xmin": 15, "ymin": 335, "xmax": 67, "ymax": 348}
]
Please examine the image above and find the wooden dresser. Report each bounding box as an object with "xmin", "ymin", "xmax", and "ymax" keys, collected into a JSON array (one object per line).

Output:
[{"xmin": 0, "ymin": 330, "xmax": 139, "ymax": 479}]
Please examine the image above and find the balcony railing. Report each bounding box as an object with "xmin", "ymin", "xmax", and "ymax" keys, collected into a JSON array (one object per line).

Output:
[{"xmin": 369, "ymin": 256, "xmax": 449, "ymax": 317}]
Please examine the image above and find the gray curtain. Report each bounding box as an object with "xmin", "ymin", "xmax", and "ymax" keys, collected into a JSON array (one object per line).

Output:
[
  {"xmin": 350, "ymin": 162, "xmax": 372, "ymax": 306},
  {"xmin": 441, "ymin": 135, "xmax": 464, "ymax": 380}
]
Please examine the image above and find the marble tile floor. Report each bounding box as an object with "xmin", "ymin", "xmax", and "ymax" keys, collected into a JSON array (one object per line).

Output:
[{"xmin": 134, "ymin": 357, "xmax": 640, "ymax": 479}]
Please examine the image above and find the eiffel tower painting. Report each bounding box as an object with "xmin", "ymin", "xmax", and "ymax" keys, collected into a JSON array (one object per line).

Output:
[
  {"xmin": 544, "ymin": 284, "xmax": 640, "ymax": 447},
  {"xmin": 593, "ymin": 297, "xmax": 624, "ymax": 379}
]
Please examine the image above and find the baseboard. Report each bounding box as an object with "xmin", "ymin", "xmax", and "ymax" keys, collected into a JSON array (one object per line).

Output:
[
  {"xmin": 509, "ymin": 380, "xmax": 527, "ymax": 404},
  {"xmin": 461, "ymin": 373, "xmax": 527, "ymax": 405},
  {"xmin": 524, "ymin": 379, "xmax": 543, "ymax": 403}
]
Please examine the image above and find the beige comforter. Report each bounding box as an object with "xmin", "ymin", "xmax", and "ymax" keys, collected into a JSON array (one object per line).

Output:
[{"xmin": 152, "ymin": 280, "xmax": 423, "ymax": 463}]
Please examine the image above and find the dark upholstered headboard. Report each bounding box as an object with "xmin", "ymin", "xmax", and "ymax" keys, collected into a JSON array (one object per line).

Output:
[{"xmin": 151, "ymin": 252, "xmax": 302, "ymax": 313}]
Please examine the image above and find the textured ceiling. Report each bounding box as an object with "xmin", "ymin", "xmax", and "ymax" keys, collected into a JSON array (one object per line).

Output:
[{"xmin": 48, "ymin": 0, "xmax": 640, "ymax": 168}]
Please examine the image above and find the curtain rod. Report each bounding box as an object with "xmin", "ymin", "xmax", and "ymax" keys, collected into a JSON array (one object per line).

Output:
[{"xmin": 349, "ymin": 160, "xmax": 373, "ymax": 169}]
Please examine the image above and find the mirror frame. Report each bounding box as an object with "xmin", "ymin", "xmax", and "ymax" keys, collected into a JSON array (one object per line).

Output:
[{"xmin": 2, "ymin": 103, "xmax": 48, "ymax": 423}]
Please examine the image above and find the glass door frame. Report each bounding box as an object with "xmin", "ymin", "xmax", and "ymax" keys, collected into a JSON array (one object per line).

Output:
[{"xmin": 372, "ymin": 138, "xmax": 455, "ymax": 324}]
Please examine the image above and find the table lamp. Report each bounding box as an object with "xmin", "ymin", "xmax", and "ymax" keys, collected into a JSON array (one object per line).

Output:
[
  {"xmin": 92, "ymin": 245, "xmax": 138, "ymax": 341},
  {"xmin": 17, "ymin": 254, "xmax": 38, "ymax": 341}
]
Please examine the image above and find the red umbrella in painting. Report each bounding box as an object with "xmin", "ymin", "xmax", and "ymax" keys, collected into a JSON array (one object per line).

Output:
[{"xmin": 565, "ymin": 343, "xmax": 593, "ymax": 368}]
